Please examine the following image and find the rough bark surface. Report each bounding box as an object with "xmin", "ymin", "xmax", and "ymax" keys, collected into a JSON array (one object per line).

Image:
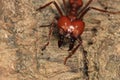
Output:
[{"xmin": 0, "ymin": 0, "xmax": 120, "ymax": 80}]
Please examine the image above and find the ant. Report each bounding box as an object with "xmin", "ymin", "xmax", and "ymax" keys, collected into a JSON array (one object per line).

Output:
[{"xmin": 36, "ymin": 0, "xmax": 120, "ymax": 65}]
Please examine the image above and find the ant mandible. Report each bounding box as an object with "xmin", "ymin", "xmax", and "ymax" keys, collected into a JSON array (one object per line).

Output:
[{"xmin": 36, "ymin": 0, "xmax": 120, "ymax": 64}]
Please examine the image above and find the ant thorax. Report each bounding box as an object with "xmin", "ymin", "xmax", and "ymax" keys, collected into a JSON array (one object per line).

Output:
[{"xmin": 68, "ymin": 10, "xmax": 77, "ymax": 21}]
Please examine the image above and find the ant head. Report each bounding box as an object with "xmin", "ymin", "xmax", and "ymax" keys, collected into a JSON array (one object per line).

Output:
[{"xmin": 69, "ymin": 0, "xmax": 83, "ymax": 9}]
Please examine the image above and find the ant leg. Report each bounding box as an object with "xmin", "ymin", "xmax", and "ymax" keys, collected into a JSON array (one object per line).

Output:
[
  {"xmin": 36, "ymin": 1, "xmax": 63, "ymax": 16},
  {"xmin": 63, "ymin": 0, "xmax": 67, "ymax": 9},
  {"xmin": 41, "ymin": 22, "xmax": 55, "ymax": 51},
  {"xmin": 64, "ymin": 37, "xmax": 82, "ymax": 64},
  {"xmin": 62, "ymin": 0, "xmax": 67, "ymax": 14},
  {"xmin": 40, "ymin": 23, "xmax": 53, "ymax": 27},
  {"xmin": 89, "ymin": 7, "xmax": 120, "ymax": 14},
  {"xmin": 78, "ymin": 0, "xmax": 93, "ymax": 15},
  {"xmin": 79, "ymin": 6, "xmax": 120, "ymax": 19}
]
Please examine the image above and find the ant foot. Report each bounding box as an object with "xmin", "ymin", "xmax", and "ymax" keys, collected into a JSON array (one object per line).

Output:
[
  {"xmin": 36, "ymin": 7, "xmax": 42, "ymax": 12},
  {"xmin": 41, "ymin": 46, "xmax": 46, "ymax": 51}
]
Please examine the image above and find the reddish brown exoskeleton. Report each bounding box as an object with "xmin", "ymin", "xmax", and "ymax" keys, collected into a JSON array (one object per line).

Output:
[{"xmin": 36, "ymin": 0, "xmax": 120, "ymax": 65}]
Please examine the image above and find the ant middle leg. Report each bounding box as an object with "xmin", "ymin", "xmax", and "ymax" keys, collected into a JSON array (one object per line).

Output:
[
  {"xmin": 36, "ymin": 1, "xmax": 63, "ymax": 16},
  {"xmin": 79, "ymin": 6, "xmax": 120, "ymax": 19},
  {"xmin": 78, "ymin": 0, "xmax": 93, "ymax": 14},
  {"xmin": 62, "ymin": 0, "xmax": 68, "ymax": 14}
]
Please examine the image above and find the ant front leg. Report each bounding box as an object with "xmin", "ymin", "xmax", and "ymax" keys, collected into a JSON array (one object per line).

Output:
[
  {"xmin": 64, "ymin": 37, "xmax": 82, "ymax": 64},
  {"xmin": 36, "ymin": 1, "xmax": 63, "ymax": 16},
  {"xmin": 41, "ymin": 22, "xmax": 55, "ymax": 51}
]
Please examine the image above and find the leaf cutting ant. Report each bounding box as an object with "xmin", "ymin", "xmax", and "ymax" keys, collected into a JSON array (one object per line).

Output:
[{"xmin": 36, "ymin": 0, "xmax": 120, "ymax": 65}]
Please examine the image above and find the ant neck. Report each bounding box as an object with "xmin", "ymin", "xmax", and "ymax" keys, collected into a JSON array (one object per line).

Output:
[{"xmin": 68, "ymin": 9, "xmax": 77, "ymax": 21}]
